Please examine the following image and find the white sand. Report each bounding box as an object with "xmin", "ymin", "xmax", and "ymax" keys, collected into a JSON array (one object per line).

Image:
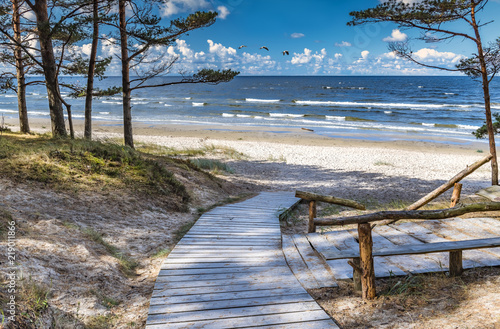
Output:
[{"xmin": 128, "ymin": 133, "xmax": 491, "ymax": 205}]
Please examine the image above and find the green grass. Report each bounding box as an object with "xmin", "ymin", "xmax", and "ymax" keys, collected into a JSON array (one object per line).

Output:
[
  {"xmin": 174, "ymin": 221, "xmax": 197, "ymax": 243},
  {"xmin": 135, "ymin": 143, "xmax": 246, "ymax": 160},
  {"xmin": 374, "ymin": 161, "xmax": 394, "ymax": 166},
  {"xmin": 0, "ymin": 207, "xmax": 13, "ymax": 240},
  {"xmin": 5, "ymin": 278, "xmax": 51, "ymax": 328},
  {"xmin": 189, "ymin": 158, "xmax": 234, "ymax": 174},
  {"xmin": 81, "ymin": 227, "xmax": 139, "ymax": 276},
  {"xmin": 0, "ymin": 133, "xmax": 190, "ymax": 211},
  {"xmin": 152, "ymin": 248, "xmax": 171, "ymax": 259}
]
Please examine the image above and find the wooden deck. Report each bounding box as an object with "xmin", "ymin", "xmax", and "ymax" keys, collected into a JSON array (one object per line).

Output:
[
  {"xmin": 146, "ymin": 192, "xmax": 340, "ymax": 329},
  {"xmin": 302, "ymin": 217, "xmax": 500, "ymax": 282}
]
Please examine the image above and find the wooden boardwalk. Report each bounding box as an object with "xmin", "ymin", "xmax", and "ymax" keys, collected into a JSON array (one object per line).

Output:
[{"xmin": 146, "ymin": 192, "xmax": 339, "ymax": 329}]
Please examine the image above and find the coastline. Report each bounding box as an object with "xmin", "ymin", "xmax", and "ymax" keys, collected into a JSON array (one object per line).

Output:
[{"xmin": 4, "ymin": 117, "xmax": 492, "ymax": 204}]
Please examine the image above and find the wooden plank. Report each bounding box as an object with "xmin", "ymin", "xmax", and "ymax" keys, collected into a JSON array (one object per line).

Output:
[
  {"xmin": 369, "ymin": 230, "xmax": 447, "ymax": 274},
  {"xmin": 146, "ymin": 301, "xmax": 322, "ymax": 325},
  {"xmin": 146, "ymin": 310, "xmax": 332, "ymax": 329},
  {"xmin": 252, "ymin": 319, "xmax": 339, "ymax": 329},
  {"xmin": 156, "ymin": 267, "xmax": 293, "ymax": 283},
  {"xmin": 149, "ymin": 287, "xmax": 308, "ymax": 306},
  {"xmin": 157, "ymin": 266, "xmax": 288, "ymax": 277},
  {"xmin": 373, "ymin": 225, "xmax": 448, "ymax": 272},
  {"xmin": 161, "ymin": 261, "xmax": 287, "ymax": 270},
  {"xmin": 323, "ymin": 230, "xmax": 406, "ymax": 277},
  {"xmin": 322, "ymin": 237, "xmax": 500, "ymax": 259},
  {"xmin": 392, "ymin": 222, "xmax": 491, "ymax": 268},
  {"xmin": 419, "ymin": 219, "xmax": 500, "ymax": 260},
  {"xmin": 292, "ymin": 234, "xmax": 338, "ymax": 288},
  {"xmin": 282, "ymin": 235, "xmax": 320, "ymax": 289},
  {"xmin": 152, "ymin": 281, "xmax": 303, "ymax": 298},
  {"xmin": 148, "ymin": 293, "xmax": 314, "ymax": 314},
  {"xmin": 306, "ymin": 233, "xmax": 354, "ymax": 280},
  {"xmin": 168, "ymin": 251, "xmax": 282, "ymax": 258},
  {"xmin": 474, "ymin": 218, "xmax": 500, "ymax": 235}
]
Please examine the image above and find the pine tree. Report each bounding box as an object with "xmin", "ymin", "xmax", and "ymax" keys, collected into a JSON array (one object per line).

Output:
[{"xmin": 349, "ymin": 0, "xmax": 500, "ymax": 185}]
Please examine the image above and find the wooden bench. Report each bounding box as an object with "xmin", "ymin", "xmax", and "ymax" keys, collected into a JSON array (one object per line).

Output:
[{"xmin": 320, "ymin": 237, "xmax": 500, "ymax": 277}]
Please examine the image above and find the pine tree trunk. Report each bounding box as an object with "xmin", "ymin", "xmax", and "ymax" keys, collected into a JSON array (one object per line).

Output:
[
  {"xmin": 33, "ymin": 0, "xmax": 67, "ymax": 137},
  {"xmin": 12, "ymin": 0, "xmax": 29, "ymax": 134},
  {"xmin": 471, "ymin": 2, "xmax": 498, "ymax": 185},
  {"xmin": 119, "ymin": 0, "xmax": 133, "ymax": 148},
  {"xmin": 84, "ymin": 0, "xmax": 99, "ymax": 140}
]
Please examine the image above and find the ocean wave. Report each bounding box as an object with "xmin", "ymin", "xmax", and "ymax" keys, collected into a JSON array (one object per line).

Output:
[
  {"xmin": 222, "ymin": 113, "xmax": 234, "ymax": 117},
  {"xmin": 326, "ymin": 115, "xmax": 345, "ymax": 121},
  {"xmin": 269, "ymin": 113, "xmax": 304, "ymax": 118},
  {"xmin": 293, "ymin": 100, "xmax": 472, "ymax": 110},
  {"xmin": 0, "ymin": 109, "xmax": 17, "ymax": 113},
  {"xmin": 192, "ymin": 102, "xmax": 206, "ymax": 106},
  {"xmin": 99, "ymin": 112, "xmax": 110, "ymax": 115},
  {"xmin": 164, "ymin": 104, "xmax": 172, "ymax": 107},
  {"xmin": 132, "ymin": 101, "xmax": 149, "ymax": 105},
  {"xmin": 102, "ymin": 101, "xmax": 121, "ymax": 104},
  {"xmin": 4, "ymin": 95, "xmax": 16, "ymax": 98},
  {"xmin": 246, "ymin": 98, "xmax": 281, "ymax": 103},
  {"xmin": 384, "ymin": 111, "xmax": 392, "ymax": 114},
  {"xmin": 27, "ymin": 111, "xmax": 50, "ymax": 116},
  {"xmin": 236, "ymin": 114, "xmax": 251, "ymax": 118}
]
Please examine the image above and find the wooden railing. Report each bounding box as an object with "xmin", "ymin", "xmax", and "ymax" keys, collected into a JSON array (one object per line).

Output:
[{"xmin": 295, "ymin": 154, "xmax": 497, "ymax": 300}]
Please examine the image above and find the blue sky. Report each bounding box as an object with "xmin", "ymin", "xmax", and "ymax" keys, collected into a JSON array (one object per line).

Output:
[{"xmin": 103, "ymin": 0, "xmax": 500, "ymax": 76}]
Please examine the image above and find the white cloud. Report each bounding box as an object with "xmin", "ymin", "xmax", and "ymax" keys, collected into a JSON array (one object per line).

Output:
[
  {"xmin": 383, "ymin": 29, "xmax": 408, "ymax": 42},
  {"xmin": 291, "ymin": 48, "xmax": 327, "ymax": 65},
  {"xmin": 217, "ymin": 6, "xmax": 230, "ymax": 19},
  {"xmin": 207, "ymin": 39, "xmax": 236, "ymax": 59},
  {"xmin": 162, "ymin": 0, "xmax": 210, "ymax": 17},
  {"xmin": 413, "ymin": 48, "xmax": 465, "ymax": 63},
  {"xmin": 101, "ymin": 37, "xmax": 120, "ymax": 57},
  {"xmin": 81, "ymin": 43, "xmax": 92, "ymax": 56},
  {"xmin": 335, "ymin": 41, "xmax": 352, "ymax": 47},
  {"xmin": 291, "ymin": 33, "xmax": 305, "ymax": 39},
  {"xmin": 361, "ymin": 50, "xmax": 370, "ymax": 60}
]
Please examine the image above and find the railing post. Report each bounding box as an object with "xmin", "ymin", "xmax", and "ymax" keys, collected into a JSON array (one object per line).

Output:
[
  {"xmin": 449, "ymin": 251, "xmax": 463, "ymax": 277},
  {"xmin": 358, "ymin": 223, "xmax": 376, "ymax": 299},
  {"xmin": 308, "ymin": 200, "xmax": 317, "ymax": 233},
  {"xmin": 450, "ymin": 183, "xmax": 462, "ymax": 207}
]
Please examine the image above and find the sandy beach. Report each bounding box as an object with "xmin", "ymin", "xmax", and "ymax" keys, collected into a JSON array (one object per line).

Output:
[{"xmin": 6, "ymin": 117, "xmax": 492, "ymax": 205}]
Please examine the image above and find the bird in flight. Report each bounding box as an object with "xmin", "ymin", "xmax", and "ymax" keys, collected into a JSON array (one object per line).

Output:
[
  {"xmin": 260, "ymin": 46, "xmax": 269, "ymax": 51},
  {"xmin": 238, "ymin": 45, "xmax": 247, "ymax": 49},
  {"xmin": 282, "ymin": 50, "xmax": 289, "ymax": 56}
]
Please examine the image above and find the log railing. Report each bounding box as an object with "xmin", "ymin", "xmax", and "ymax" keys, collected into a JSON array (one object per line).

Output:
[
  {"xmin": 296, "ymin": 154, "xmax": 495, "ymax": 300},
  {"xmin": 295, "ymin": 190, "xmax": 366, "ymax": 233}
]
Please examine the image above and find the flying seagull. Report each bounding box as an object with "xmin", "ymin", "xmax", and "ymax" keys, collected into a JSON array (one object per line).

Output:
[
  {"xmin": 282, "ymin": 50, "xmax": 289, "ymax": 55},
  {"xmin": 260, "ymin": 46, "xmax": 269, "ymax": 51},
  {"xmin": 238, "ymin": 45, "xmax": 247, "ymax": 49}
]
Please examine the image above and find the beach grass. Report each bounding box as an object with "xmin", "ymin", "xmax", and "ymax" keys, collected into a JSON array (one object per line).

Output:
[{"xmin": 0, "ymin": 132, "xmax": 190, "ymax": 211}]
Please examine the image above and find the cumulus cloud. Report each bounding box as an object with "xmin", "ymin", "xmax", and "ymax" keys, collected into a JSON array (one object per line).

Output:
[
  {"xmin": 207, "ymin": 40, "xmax": 236, "ymax": 59},
  {"xmin": 383, "ymin": 29, "xmax": 408, "ymax": 42},
  {"xmin": 217, "ymin": 6, "xmax": 230, "ymax": 19},
  {"xmin": 361, "ymin": 50, "xmax": 370, "ymax": 60},
  {"xmin": 413, "ymin": 48, "xmax": 465, "ymax": 63},
  {"xmin": 291, "ymin": 48, "xmax": 327, "ymax": 65},
  {"xmin": 291, "ymin": 33, "xmax": 305, "ymax": 39},
  {"xmin": 335, "ymin": 41, "xmax": 352, "ymax": 47},
  {"xmin": 162, "ymin": 0, "xmax": 210, "ymax": 17}
]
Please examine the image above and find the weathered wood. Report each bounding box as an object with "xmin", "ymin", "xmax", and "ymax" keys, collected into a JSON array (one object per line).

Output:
[
  {"xmin": 406, "ymin": 154, "xmax": 492, "ymax": 211},
  {"xmin": 322, "ymin": 237, "xmax": 500, "ymax": 260},
  {"xmin": 315, "ymin": 202, "xmax": 500, "ymax": 226},
  {"xmin": 450, "ymin": 183, "xmax": 463, "ymax": 207},
  {"xmin": 282, "ymin": 235, "xmax": 320, "ymax": 290},
  {"xmin": 349, "ymin": 257, "xmax": 362, "ymax": 291},
  {"xmin": 449, "ymin": 250, "xmax": 463, "ymax": 276},
  {"xmin": 306, "ymin": 233, "xmax": 353, "ymax": 280},
  {"xmin": 308, "ymin": 200, "xmax": 317, "ymax": 233},
  {"xmin": 358, "ymin": 223, "xmax": 376, "ymax": 299},
  {"xmin": 292, "ymin": 234, "xmax": 338, "ymax": 288},
  {"xmin": 295, "ymin": 190, "xmax": 366, "ymax": 210},
  {"xmin": 322, "ymin": 230, "xmax": 406, "ymax": 277}
]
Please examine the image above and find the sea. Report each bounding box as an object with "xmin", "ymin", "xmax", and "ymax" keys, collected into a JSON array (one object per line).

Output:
[{"xmin": 1, "ymin": 76, "xmax": 500, "ymax": 144}]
